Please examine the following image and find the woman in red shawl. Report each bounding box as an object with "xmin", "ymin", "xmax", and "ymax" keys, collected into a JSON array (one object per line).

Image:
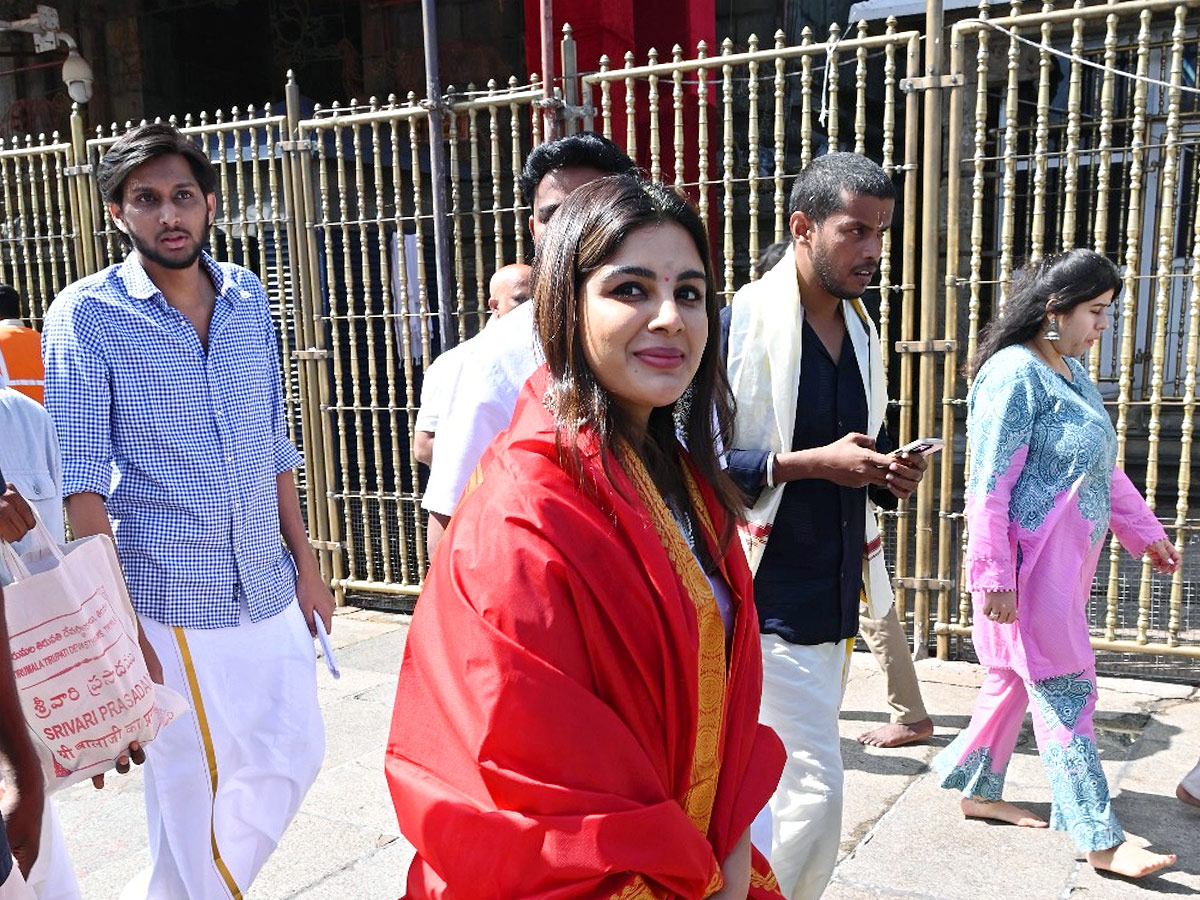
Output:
[{"xmin": 386, "ymin": 175, "xmax": 786, "ymax": 900}]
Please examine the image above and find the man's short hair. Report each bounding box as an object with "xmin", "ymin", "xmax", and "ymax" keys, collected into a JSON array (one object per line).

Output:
[
  {"xmin": 97, "ymin": 122, "xmax": 218, "ymax": 206},
  {"xmin": 517, "ymin": 132, "xmax": 634, "ymax": 206},
  {"xmin": 787, "ymin": 152, "xmax": 895, "ymax": 223},
  {"xmin": 0, "ymin": 284, "xmax": 19, "ymax": 320}
]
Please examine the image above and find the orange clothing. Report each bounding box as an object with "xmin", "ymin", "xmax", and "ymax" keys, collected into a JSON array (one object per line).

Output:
[{"xmin": 0, "ymin": 323, "xmax": 44, "ymax": 404}]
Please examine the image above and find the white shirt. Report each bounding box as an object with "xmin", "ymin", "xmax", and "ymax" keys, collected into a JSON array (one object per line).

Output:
[
  {"xmin": 0, "ymin": 377, "xmax": 64, "ymax": 558},
  {"xmin": 421, "ymin": 302, "xmax": 542, "ymax": 515},
  {"xmin": 415, "ymin": 338, "xmax": 474, "ymax": 436}
]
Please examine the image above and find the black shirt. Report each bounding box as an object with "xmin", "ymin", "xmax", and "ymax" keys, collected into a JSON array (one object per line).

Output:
[{"xmin": 720, "ymin": 305, "xmax": 893, "ymax": 646}]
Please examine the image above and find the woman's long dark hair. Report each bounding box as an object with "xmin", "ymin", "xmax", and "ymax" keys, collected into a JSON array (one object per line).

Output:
[
  {"xmin": 532, "ymin": 174, "xmax": 743, "ymax": 553},
  {"xmin": 966, "ymin": 248, "xmax": 1121, "ymax": 379}
]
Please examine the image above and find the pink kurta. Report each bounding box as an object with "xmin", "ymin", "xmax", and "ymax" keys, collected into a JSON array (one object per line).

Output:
[{"xmin": 964, "ymin": 346, "xmax": 1165, "ymax": 682}]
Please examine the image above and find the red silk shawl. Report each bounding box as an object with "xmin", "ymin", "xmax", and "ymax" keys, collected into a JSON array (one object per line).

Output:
[{"xmin": 386, "ymin": 369, "xmax": 785, "ymax": 900}]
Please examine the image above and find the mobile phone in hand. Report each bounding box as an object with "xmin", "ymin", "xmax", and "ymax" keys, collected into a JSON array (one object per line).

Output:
[{"xmin": 892, "ymin": 437, "xmax": 944, "ymax": 457}]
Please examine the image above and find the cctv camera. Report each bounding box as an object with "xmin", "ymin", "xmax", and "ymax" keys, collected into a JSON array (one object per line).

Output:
[{"xmin": 61, "ymin": 48, "xmax": 92, "ymax": 104}]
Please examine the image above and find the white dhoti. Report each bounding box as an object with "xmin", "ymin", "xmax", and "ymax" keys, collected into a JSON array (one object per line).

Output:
[
  {"xmin": 753, "ymin": 635, "xmax": 852, "ymax": 900},
  {"xmin": 26, "ymin": 799, "xmax": 81, "ymax": 900},
  {"xmin": 122, "ymin": 601, "xmax": 323, "ymax": 900},
  {"xmin": 0, "ymin": 866, "xmax": 35, "ymax": 900},
  {"xmin": 1182, "ymin": 755, "xmax": 1200, "ymax": 798}
]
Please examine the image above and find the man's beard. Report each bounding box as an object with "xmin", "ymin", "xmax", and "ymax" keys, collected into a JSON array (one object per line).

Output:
[
  {"xmin": 129, "ymin": 228, "xmax": 204, "ymax": 271},
  {"xmin": 812, "ymin": 245, "xmax": 874, "ymax": 300}
]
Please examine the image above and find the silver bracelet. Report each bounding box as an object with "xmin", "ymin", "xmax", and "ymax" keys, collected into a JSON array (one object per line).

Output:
[{"xmin": 765, "ymin": 453, "xmax": 777, "ymax": 489}]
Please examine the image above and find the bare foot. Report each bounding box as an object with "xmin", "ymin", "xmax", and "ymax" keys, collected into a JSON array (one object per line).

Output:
[
  {"xmin": 1087, "ymin": 842, "xmax": 1176, "ymax": 879},
  {"xmin": 960, "ymin": 797, "xmax": 1049, "ymax": 828},
  {"xmin": 858, "ymin": 717, "xmax": 934, "ymax": 748},
  {"xmin": 1177, "ymin": 783, "xmax": 1200, "ymax": 808}
]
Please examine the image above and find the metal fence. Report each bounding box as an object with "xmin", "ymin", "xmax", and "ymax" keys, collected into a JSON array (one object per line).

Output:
[{"xmin": 5, "ymin": 0, "xmax": 1198, "ymax": 674}]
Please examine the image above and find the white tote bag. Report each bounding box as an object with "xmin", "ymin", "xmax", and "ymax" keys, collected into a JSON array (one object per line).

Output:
[{"xmin": 0, "ymin": 519, "xmax": 188, "ymax": 791}]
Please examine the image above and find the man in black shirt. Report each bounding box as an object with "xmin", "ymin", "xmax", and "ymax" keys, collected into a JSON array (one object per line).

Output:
[{"xmin": 724, "ymin": 153, "xmax": 927, "ymax": 900}]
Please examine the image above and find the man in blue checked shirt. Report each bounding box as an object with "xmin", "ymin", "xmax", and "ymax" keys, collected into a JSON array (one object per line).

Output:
[{"xmin": 42, "ymin": 123, "xmax": 330, "ymax": 900}]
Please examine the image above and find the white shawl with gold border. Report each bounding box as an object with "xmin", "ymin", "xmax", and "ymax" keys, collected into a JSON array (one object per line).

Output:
[{"xmin": 726, "ymin": 253, "xmax": 895, "ymax": 618}]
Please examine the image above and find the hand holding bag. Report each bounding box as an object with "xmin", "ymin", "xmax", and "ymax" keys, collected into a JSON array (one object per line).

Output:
[{"xmin": 0, "ymin": 517, "xmax": 188, "ymax": 791}]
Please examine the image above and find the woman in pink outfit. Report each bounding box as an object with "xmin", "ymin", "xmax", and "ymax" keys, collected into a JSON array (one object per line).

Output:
[{"xmin": 935, "ymin": 250, "xmax": 1181, "ymax": 879}]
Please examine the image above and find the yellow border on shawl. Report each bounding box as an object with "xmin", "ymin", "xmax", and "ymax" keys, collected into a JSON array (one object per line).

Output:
[
  {"xmin": 173, "ymin": 627, "xmax": 244, "ymax": 900},
  {"xmin": 750, "ymin": 866, "xmax": 781, "ymax": 891},
  {"xmin": 610, "ymin": 875, "xmax": 668, "ymax": 899},
  {"xmin": 619, "ymin": 447, "xmax": 727, "ymax": 840}
]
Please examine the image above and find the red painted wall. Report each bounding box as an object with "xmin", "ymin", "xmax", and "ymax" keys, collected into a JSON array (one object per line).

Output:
[{"xmin": 523, "ymin": 0, "xmax": 717, "ymax": 195}]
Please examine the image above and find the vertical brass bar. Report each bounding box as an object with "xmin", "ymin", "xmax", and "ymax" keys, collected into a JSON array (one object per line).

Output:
[
  {"xmin": 13, "ymin": 139, "xmax": 36, "ymax": 307},
  {"xmin": 773, "ymin": 30, "xmax": 786, "ymax": 242},
  {"xmin": 1028, "ymin": 11, "xmax": 1053, "ymax": 262},
  {"xmin": 894, "ymin": 32, "xmax": 921, "ymax": 629},
  {"xmin": 365, "ymin": 116, "xmax": 398, "ymax": 585},
  {"xmin": 446, "ymin": 91, "xmax": 468, "ymax": 341},
  {"xmin": 1059, "ymin": 6, "xmax": 1084, "ymax": 252},
  {"xmin": 346, "ymin": 110, "xmax": 375, "ymax": 582},
  {"xmin": 962, "ymin": 11, "xmax": 991, "ymax": 631},
  {"xmin": 938, "ymin": 21, "xmax": 965, "ymax": 660},
  {"xmin": 913, "ymin": 0, "xmax": 945, "ymax": 657},
  {"xmin": 721, "ymin": 38, "xmax": 735, "ymax": 303},
  {"xmin": 530, "ymin": 73, "xmax": 543, "ymax": 146},
  {"xmin": 560, "ymin": 23, "xmax": 580, "ymax": 138},
  {"xmin": 0, "ymin": 150, "xmax": 17, "ymax": 289},
  {"xmin": 997, "ymin": 13, "xmax": 1021, "ymax": 307},
  {"xmin": 283, "ymin": 75, "xmax": 337, "ymax": 592},
  {"xmin": 97, "ymin": 125, "xmax": 121, "ymax": 266},
  {"xmin": 468, "ymin": 94, "xmax": 487, "ymax": 330},
  {"xmin": 878, "ymin": 18, "xmax": 898, "ymax": 381},
  {"xmin": 509, "ymin": 80, "xmax": 528, "ymax": 267},
  {"xmin": 53, "ymin": 147, "xmax": 75, "ymax": 297},
  {"xmin": 489, "ymin": 84, "xmax": 505, "ymax": 280},
  {"xmin": 1135, "ymin": 5, "xmax": 1185, "ymax": 645},
  {"xmin": 854, "ymin": 20, "xmax": 868, "ymax": 155},
  {"xmin": 1090, "ymin": 11, "xmax": 1119, "ymax": 383},
  {"xmin": 673, "ymin": 45, "xmax": 686, "ymax": 194},
  {"xmin": 408, "ymin": 97, "xmax": 433, "ymax": 367},
  {"xmin": 697, "ymin": 41, "xmax": 710, "ymax": 228},
  {"xmin": 29, "ymin": 146, "xmax": 51, "ymax": 308},
  {"xmin": 389, "ymin": 108, "xmax": 421, "ymax": 580},
  {"xmin": 1105, "ymin": 10, "xmax": 1153, "ymax": 642},
  {"xmin": 625, "ymin": 52, "xmax": 638, "ymax": 162},
  {"xmin": 263, "ymin": 113, "xmax": 299, "ymax": 453},
  {"xmin": 69, "ymin": 106, "xmax": 96, "ymax": 275},
  {"xmin": 748, "ymin": 34, "xmax": 761, "ymax": 279},
  {"xmin": 335, "ymin": 116, "xmax": 369, "ymax": 584},
  {"xmin": 801, "ymin": 27, "xmax": 814, "ymax": 168},
  {"xmin": 826, "ymin": 23, "xmax": 841, "ymax": 148},
  {"xmin": 649, "ymin": 48, "xmax": 662, "ymax": 183},
  {"xmin": 231, "ymin": 107, "xmax": 249, "ymax": 269},
  {"xmin": 599, "ymin": 55, "xmax": 613, "ymax": 140},
  {"xmin": 214, "ymin": 110, "xmax": 233, "ymax": 259},
  {"xmin": 310, "ymin": 112, "xmax": 349, "ymax": 598},
  {"xmin": 1171, "ymin": 176, "xmax": 1200, "ymax": 647},
  {"xmin": 359, "ymin": 114, "xmax": 388, "ymax": 584}
]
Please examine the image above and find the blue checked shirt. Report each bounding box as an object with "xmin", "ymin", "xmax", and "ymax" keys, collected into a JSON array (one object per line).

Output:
[{"xmin": 42, "ymin": 253, "xmax": 304, "ymax": 629}]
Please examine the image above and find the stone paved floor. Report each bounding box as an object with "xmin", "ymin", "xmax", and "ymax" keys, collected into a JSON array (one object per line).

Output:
[{"xmin": 52, "ymin": 608, "xmax": 1200, "ymax": 899}]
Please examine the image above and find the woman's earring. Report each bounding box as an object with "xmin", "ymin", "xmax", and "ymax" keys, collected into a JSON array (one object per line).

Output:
[{"xmin": 1044, "ymin": 315, "xmax": 1060, "ymax": 342}]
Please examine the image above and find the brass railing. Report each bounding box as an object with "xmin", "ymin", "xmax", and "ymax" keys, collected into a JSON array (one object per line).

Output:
[{"xmin": 6, "ymin": 0, "xmax": 1197, "ymax": 671}]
